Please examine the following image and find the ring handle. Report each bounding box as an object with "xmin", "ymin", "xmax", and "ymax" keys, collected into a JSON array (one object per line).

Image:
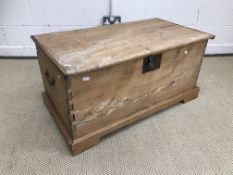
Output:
[{"xmin": 44, "ymin": 69, "xmax": 55, "ymax": 86}]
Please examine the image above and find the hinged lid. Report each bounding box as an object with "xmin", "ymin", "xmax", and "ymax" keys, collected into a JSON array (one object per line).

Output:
[{"xmin": 32, "ymin": 18, "xmax": 214, "ymax": 76}]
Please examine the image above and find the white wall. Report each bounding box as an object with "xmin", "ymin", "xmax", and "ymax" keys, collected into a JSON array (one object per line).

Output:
[{"xmin": 0, "ymin": 0, "xmax": 233, "ymax": 56}]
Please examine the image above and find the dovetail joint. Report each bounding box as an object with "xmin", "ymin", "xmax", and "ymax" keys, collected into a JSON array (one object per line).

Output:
[{"xmin": 67, "ymin": 79, "xmax": 76, "ymax": 122}]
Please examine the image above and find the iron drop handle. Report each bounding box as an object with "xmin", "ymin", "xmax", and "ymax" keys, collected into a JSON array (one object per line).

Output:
[{"xmin": 44, "ymin": 69, "xmax": 55, "ymax": 86}]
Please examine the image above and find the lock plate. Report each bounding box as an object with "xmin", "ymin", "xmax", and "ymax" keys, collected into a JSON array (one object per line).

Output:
[{"xmin": 142, "ymin": 54, "xmax": 162, "ymax": 73}]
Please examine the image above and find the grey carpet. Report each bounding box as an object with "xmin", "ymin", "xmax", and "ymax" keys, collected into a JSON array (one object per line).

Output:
[{"xmin": 0, "ymin": 56, "xmax": 233, "ymax": 175}]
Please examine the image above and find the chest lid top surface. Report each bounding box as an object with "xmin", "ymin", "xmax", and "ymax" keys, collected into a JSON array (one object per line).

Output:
[{"xmin": 32, "ymin": 18, "xmax": 214, "ymax": 76}]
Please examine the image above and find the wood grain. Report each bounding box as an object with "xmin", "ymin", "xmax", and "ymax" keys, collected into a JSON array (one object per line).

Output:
[
  {"xmin": 34, "ymin": 18, "xmax": 214, "ymax": 155},
  {"xmin": 32, "ymin": 18, "xmax": 214, "ymax": 75},
  {"xmin": 42, "ymin": 85, "xmax": 200, "ymax": 155},
  {"xmin": 37, "ymin": 47, "xmax": 72, "ymax": 136},
  {"xmin": 69, "ymin": 41, "xmax": 207, "ymax": 138}
]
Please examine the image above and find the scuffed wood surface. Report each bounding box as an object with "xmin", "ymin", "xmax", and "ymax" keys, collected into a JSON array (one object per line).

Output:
[
  {"xmin": 69, "ymin": 41, "xmax": 207, "ymax": 138},
  {"xmin": 32, "ymin": 18, "xmax": 214, "ymax": 75},
  {"xmin": 38, "ymin": 48, "xmax": 71, "ymax": 133}
]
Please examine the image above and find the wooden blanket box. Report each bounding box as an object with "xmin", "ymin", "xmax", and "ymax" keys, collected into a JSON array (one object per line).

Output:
[{"xmin": 32, "ymin": 18, "xmax": 214, "ymax": 155}]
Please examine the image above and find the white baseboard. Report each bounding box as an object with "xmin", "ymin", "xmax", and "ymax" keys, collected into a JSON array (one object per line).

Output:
[
  {"xmin": 0, "ymin": 44, "xmax": 232, "ymax": 57},
  {"xmin": 0, "ymin": 46, "xmax": 36, "ymax": 57},
  {"xmin": 205, "ymin": 44, "xmax": 233, "ymax": 55}
]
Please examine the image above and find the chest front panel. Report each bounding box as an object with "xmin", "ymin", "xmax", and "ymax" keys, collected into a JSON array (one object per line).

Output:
[{"xmin": 69, "ymin": 41, "xmax": 207, "ymax": 138}]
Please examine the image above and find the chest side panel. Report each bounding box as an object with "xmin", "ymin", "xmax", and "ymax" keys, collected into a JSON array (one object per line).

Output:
[
  {"xmin": 37, "ymin": 48, "xmax": 72, "ymax": 134},
  {"xmin": 69, "ymin": 41, "xmax": 207, "ymax": 138}
]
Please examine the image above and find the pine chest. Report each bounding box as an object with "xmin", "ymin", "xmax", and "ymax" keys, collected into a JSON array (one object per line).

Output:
[{"xmin": 32, "ymin": 18, "xmax": 214, "ymax": 155}]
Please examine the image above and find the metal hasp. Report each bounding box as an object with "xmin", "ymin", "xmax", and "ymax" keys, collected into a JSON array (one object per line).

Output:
[{"xmin": 143, "ymin": 54, "xmax": 162, "ymax": 73}]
